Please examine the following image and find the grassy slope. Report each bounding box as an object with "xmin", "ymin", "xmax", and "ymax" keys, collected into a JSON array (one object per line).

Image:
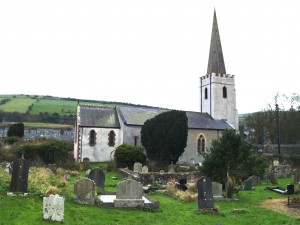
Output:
[
  {"xmin": 0, "ymin": 95, "xmax": 37, "ymax": 113},
  {"xmin": 0, "ymin": 174, "xmax": 299, "ymax": 225}
]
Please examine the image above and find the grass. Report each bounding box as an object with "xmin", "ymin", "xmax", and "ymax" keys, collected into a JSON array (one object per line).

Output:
[
  {"xmin": 0, "ymin": 95, "xmax": 37, "ymax": 113},
  {"xmin": 0, "ymin": 167, "xmax": 299, "ymax": 225}
]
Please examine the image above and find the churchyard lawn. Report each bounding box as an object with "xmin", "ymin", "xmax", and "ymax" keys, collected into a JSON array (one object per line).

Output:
[{"xmin": 0, "ymin": 169, "xmax": 299, "ymax": 225}]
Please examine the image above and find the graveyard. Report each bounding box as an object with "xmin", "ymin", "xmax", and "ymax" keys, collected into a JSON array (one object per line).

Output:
[{"xmin": 0, "ymin": 161, "xmax": 300, "ymax": 225}]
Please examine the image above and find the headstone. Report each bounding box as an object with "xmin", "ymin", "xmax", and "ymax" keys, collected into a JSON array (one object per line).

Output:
[
  {"xmin": 197, "ymin": 176, "xmax": 214, "ymax": 209},
  {"xmin": 48, "ymin": 164, "xmax": 57, "ymax": 173},
  {"xmin": 292, "ymin": 169, "xmax": 300, "ymax": 184},
  {"xmin": 273, "ymin": 164, "xmax": 292, "ymax": 178},
  {"xmin": 82, "ymin": 157, "xmax": 90, "ymax": 170},
  {"xmin": 247, "ymin": 175, "xmax": 261, "ymax": 186},
  {"xmin": 9, "ymin": 159, "xmax": 30, "ymax": 192},
  {"xmin": 88, "ymin": 168, "xmax": 105, "ymax": 191},
  {"xmin": 114, "ymin": 179, "xmax": 144, "ymax": 208},
  {"xmin": 287, "ymin": 184, "xmax": 294, "ymax": 195},
  {"xmin": 133, "ymin": 162, "xmax": 142, "ymax": 173},
  {"xmin": 43, "ymin": 194, "xmax": 64, "ymax": 222},
  {"xmin": 159, "ymin": 170, "xmax": 164, "ymax": 174},
  {"xmin": 142, "ymin": 165, "xmax": 148, "ymax": 173},
  {"xmin": 265, "ymin": 171, "xmax": 278, "ymax": 185},
  {"xmin": 168, "ymin": 164, "xmax": 175, "ymax": 173},
  {"xmin": 244, "ymin": 179, "xmax": 252, "ymax": 190},
  {"xmin": 273, "ymin": 159, "xmax": 279, "ymax": 167},
  {"xmin": 74, "ymin": 178, "xmax": 95, "ymax": 205},
  {"xmin": 212, "ymin": 182, "xmax": 223, "ymax": 199}
]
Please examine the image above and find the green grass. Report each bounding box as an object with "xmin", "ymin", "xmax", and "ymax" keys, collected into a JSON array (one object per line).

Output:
[
  {"xmin": 0, "ymin": 95, "xmax": 37, "ymax": 113},
  {"xmin": 0, "ymin": 168, "xmax": 299, "ymax": 225}
]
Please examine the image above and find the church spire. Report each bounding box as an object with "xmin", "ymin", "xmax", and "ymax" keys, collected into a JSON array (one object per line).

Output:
[{"xmin": 207, "ymin": 9, "xmax": 226, "ymax": 75}]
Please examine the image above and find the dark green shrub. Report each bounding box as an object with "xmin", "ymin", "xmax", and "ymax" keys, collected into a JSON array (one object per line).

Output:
[
  {"xmin": 3, "ymin": 136, "xmax": 21, "ymax": 145},
  {"xmin": 114, "ymin": 144, "xmax": 146, "ymax": 170},
  {"xmin": 17, "ymin": 138, "xmax": 73, "ymax": 166},
  {"xmin": 7, "ymin": 122, "xmax": 24, "ymax": 138}
]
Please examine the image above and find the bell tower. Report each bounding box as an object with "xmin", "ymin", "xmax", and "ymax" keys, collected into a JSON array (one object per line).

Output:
[{"xmin": 200, "ymin": 10, "xmax": 238, "ymax": 130}]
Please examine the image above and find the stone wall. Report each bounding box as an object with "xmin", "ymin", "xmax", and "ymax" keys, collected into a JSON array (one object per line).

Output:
[
  {"xmin": 118, "ymin": 168, "xmax": 202, "ymax": 185},
  {"xmin": 254, "ymin": 144, "xmax": 300, "ymax": 155}
]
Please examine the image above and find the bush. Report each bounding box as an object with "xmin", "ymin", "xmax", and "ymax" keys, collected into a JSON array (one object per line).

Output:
[
  {"xmin": 3, "ymin": 136, "xmax": 21, "ymax": 145},
  {"xmin": 7, "ymin": 122, "xmax": 24, "ymax": 138},
  {"xmin": 114, "ymin": 144, "xmax": 146, "ymax": 170}
]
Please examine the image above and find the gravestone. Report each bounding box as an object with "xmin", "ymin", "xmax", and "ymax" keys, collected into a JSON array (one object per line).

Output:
[
  {"xmin": 74, "ymin": 178, "xmax": 95, "ymax": 205},
  {"xmin": 48, "ymin": 164, "xmax": 57, "ymax": 173},
  {"xmin": 247, "ymin": 175, "xmax": 261, "ymax": 186},
  {"xmin": 244, "ymin": 179, "xmax": 252, "ymax": 190},
  {"xmin": 159, "ymin": 170, "xmax": 164, "ymax": 174},
  {"xmin": 9, "ymin": 159, "xmax": 30, "ymax": 192},
  {"xmin": 133, "ymin": 162, "xmax": 142, "ymax": 173},
  {"xmin": 168, "ymin": 164, "xmax": 175, "ymax": 173},
  {"xmin": 82, "ymin": 158, "xmax": 90, "ymax": 170},
  {"xmin": 212, "ymin": 182, "xmax": 223, "ymax": 199},
  {"xmin": 265, "ymin": 171, "xmax": 278, "ymax": 185},
  {"xmin": 292, "ymin": 169, "xmax": 300, "ymax": 184},
  {"xmin": 142, "ymin": 165, "xmax": 148, "ymax": 173},
  {"xmin": 43, "ymin": 194, "xmax": 64, "ymax": 222},
  {"xmin": 197, "ymin": 176, "xmax": 214, "ymax": 209},
  {"xmin": 273, "ymin": 164, "xmax": 292, "ymax": 177},
  {"xmin": 114, "ymin": 179, "xmax": 144, "ymax": 208},
  {"xmin": 88, "ymin": 168, "xmax": 105, "ymax": 191}
]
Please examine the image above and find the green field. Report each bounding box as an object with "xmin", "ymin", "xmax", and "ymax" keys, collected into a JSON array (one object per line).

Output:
[
  {"xmin": 0, "ymin": 95, "xmax": 38, "ymax": 113},
  {"xmin": 0, "ymin": 167, "xmax": 299, "ymax": 225}
]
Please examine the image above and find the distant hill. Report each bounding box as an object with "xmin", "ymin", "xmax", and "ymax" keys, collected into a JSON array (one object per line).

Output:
[{"xmin": 0, "ymin": 94, "xmax": 250, "ymax": 127}]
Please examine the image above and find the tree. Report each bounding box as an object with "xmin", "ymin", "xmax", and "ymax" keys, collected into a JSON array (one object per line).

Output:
[
  {"xmin": 114, "ymin": 144, "xmax": 146, "ymax": 170},
  {"xmin": 201, "ymin": 129, "xmax": 267, "ymax": 185},
  {"xmin": 7, "ymin": 122, "xmax": 24, "ymax": 138},
  {"xmin": 141, "ymin": 110, "xmax": 188, "ymax": 169}
]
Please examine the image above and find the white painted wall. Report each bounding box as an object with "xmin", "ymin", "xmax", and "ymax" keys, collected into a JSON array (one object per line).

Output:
[{"xmin": 80, "ymin": 127, "xmax": 121, "ymax": 162}]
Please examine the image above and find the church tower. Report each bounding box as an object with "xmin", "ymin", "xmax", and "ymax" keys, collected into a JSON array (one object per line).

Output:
[{"xmin": 200, "ymin": 10, "xmax": 238, "ymax": 130}]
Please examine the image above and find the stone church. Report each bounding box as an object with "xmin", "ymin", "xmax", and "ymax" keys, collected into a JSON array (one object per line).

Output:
[{"xmin": 73, "ymin": 10, "xmax": 238, "ymax": 164}]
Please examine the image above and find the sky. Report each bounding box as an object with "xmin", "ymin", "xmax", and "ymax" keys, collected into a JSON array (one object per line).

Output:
[{"xmin": 0, "ymin": 0, "xmax": 299, "ymax": 114}]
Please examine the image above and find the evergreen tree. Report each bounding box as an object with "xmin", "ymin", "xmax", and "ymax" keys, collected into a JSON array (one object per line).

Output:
[
  {"xmin": 141, "ymin": 110, "xmax": 188, "ymax": 169},
  {"xmin": 7, "ymin": 122, "xmax": 24, "ymax": 138}
]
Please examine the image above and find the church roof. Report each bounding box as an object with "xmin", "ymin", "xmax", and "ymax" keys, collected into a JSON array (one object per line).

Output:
[
  {"xmin": 117, "ymin": 106, "xmax": 167, "ymax": 126},
  {"xmin": 118, "ymin": 106, "xmax": 232, "ymax": 130},
  {"xmin": 207, "ymin": 9, "xmax": 226, "ymax": 75},
  {"xmin": 78, "ymin": 105, "xmax": 120, "ymax": 128}
]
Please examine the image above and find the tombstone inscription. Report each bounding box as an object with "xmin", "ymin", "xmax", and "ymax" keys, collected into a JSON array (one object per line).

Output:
[{"xmin": 197, "ymin": 176, "xmax": 214, "ymax": 209}]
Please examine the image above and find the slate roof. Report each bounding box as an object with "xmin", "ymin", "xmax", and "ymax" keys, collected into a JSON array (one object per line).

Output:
[
  {"xmin": 118, "ymin": 106, "xmax": 232, "ymax": 130},
  {"xmin": 78, "ymin": 105, "xmax": 120, "ymax": 128}
]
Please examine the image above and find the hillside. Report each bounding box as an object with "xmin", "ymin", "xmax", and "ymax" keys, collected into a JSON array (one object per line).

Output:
[
  {"xmin": 0, "ymin": 94, "xmax": 160, "ymax": 126},
  {"xmin": 0, "ymin": 94, "xmax": 249, "ymax": 127}
]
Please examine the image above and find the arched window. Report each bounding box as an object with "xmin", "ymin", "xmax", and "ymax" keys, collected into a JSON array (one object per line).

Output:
[
  {"xmin": 89, "ymin": 130, "xmax": 96, "ymax": 146},
  {"xmin": 223, "ymin": 86, "xmax": 227, "ymax": 98},
  {"xmin": 108, "ymin": 130, "xmax": 116, "ymax": 147},
  {"xmin": 204, "ymin": 88, "xmax": 208, "ymax": 99},
  {"xmin": 197, "ymin": 134, "xmax": 205, "ymax": 153}
]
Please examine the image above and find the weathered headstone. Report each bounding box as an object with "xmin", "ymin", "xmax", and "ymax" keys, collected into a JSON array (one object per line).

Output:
[
  {"xmin": 168, "ymin": 164, "xmax": 175, "ymax": 173},
  {"xmin": 197, "ymin": 176, "xmax": 214, "ymax": 209},
  {"xmin": 114, "ymin": 179, "xmax": 144, "ymax": 208},
  {"xmin": 82, "ymin": 157, "xmax": 90, "ymax": 170},
  {"xmin": 48, "ymin": 164, "xmax": 57, "ymax": 173},
  {"xmin": 159, "ymin": 170, "xmax": 164, "ymax": 174},
  {"xmin": 88, "ymin": 168, "xmax": 105, "ymax": 191},
  {"xmin": 43, "ymin": 194, "xmax": 64, "ymax": 222},
  {"xmin": 273, "ymin": 164, "xmax": 292, "ymax": 178},
  {"xmin": 247, "ymin": 175, "xmax": 261, "ymax": 186},
  {"xmin": 273, "ymin": 159, "xmax": 279, "ymax": 167},
  {"xmin": 142, "ymin": 165, "xmax": 148, "ymax": 173},
  {"xmin": 292, "ymin": 168, "xmax": 300, "ymax": 184},
  {"xmin": 133, "ymin": 162, "xmax": 142, "ymax": 173},
  {"xmin": 244, "ymin": 179, "xmax": 252, "ymax": 190},
  {"xmin": 9, "ymin": 159, "xmax": 30, "ymax": 192},
  {"xmin": 265, "ymin": 171, "xmax": 278, "ymax": 185},
  {"xmin": 212, "ymin": 182, "xmax": 223, "ymax": 199},
  {"xmin": 74, "ymin": 178, "xmax": 95, "ymax": 205}
]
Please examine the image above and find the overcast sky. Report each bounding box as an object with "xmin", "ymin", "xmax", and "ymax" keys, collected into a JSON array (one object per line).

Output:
[{"xmin": 1, "ymin": 0, "xmax": 299, "ymax": 114}]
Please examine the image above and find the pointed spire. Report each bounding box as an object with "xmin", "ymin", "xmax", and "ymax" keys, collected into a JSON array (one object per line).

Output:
[{"xmin": 207, "ymin": 9, "xmax": 226, "ymax": 75}]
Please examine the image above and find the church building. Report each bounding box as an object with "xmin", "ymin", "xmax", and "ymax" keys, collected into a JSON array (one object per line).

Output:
[{"xmin": 73, "ymin": 10, "xmax": 238, "ymax": 164}]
